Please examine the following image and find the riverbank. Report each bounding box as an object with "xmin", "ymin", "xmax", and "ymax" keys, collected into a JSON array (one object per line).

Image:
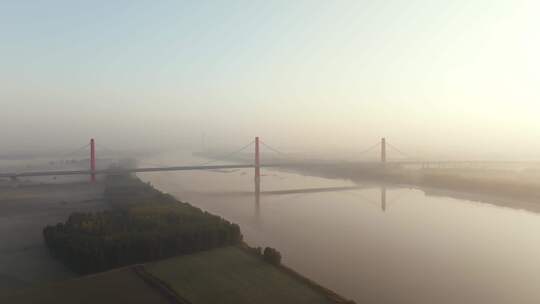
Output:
[
  {"xmin": 192, "ymin": 150, "xmax": 540, "ymax": 203},
  {"xmin": 282, "ymin": 163, "xmax": 540, "ymax": 204},
  {"xmin": 1, "ymin": 174, "xmax": 354, "ymax": 303}
]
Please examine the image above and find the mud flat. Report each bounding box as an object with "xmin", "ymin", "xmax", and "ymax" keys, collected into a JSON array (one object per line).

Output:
[{"xmin": 0, "ymin": 181, "xmax": 107, "ymax": 291}]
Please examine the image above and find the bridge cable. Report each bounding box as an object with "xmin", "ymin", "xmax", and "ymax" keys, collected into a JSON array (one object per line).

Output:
[
  {"xmin": 357, "ymin": 142, "xmax": 381, "ymax": 156},
  {"xmin": 197, "ymin": 140, "xmax": 255, "ymax": 166},
  {"xmin": 385, "ymin": 142, "xmax": 413, "ymax": 159},
  {"xmin": 58, "ymin": 143, "xmax": 91, "ymax": 159},
  {"xmin": 259, "ymin": 141, "xmax": 288, "ymax": 155},
  {"xmin": 94, "ymin": 143, "xmax": 120, "ymax": 157}
]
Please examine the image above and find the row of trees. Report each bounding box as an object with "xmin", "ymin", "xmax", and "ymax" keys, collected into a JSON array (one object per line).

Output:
[{"xmin": 43, "ymin": 175, "xmax": 242, "ymax": 274}]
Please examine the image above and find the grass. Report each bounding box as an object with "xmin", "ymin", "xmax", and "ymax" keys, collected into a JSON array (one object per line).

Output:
[
  {"xmin": 147, "ymin": 246, "xmax": 335, "ymax": 304},
  {"xmin": 1, "ymin": 246, "xmax": 347, "ymax": 304},
  {"xmin": 0, "ymin": 267, "xmax": 171, "ymax": 304}
]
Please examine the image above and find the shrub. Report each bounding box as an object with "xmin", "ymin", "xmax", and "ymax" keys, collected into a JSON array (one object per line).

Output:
[{"xmin": 263, "ymin": 247, "xmax": 282, "ymax": 266}]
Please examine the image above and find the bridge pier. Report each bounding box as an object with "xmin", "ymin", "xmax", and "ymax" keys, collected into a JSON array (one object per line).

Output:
[
  {"xmin": 255, "ymin": 136, "xmax": 260, "ymax": 196},
  {"xmin": 381, "ymin": 137, "xmax": 386, "ymax": 163},
  {"xmin": 381, "ymin": 186, "xmax": 386, "ymax": 212}
]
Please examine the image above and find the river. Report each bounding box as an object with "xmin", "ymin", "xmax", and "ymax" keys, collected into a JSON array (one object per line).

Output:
[{"xmin": 138, "ymin": 151, "xmax": 540, "ymax": 304}]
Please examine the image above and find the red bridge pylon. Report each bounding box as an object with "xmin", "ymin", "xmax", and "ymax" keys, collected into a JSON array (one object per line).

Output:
[{"xmin": 90, "ymin": 138, "xmax": 96, "ymax": 183}]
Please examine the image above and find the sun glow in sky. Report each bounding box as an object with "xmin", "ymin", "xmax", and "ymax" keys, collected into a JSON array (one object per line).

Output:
[{"xmin": 1, "ymin": 0, "xmax": 539, "ymax": 159}]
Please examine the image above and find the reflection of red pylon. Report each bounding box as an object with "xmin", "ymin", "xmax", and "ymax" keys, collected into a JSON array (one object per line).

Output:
[
  {"xmin": 90, "ymin": 138, "xmax": 96, "ymax": 183},
  {"xmin": 381, "ymin": 137, "xmax": 386, "ymax": 163},
  {"xmin": 255, "ymin": 137, "xmax": 260, "ymax": 194}
]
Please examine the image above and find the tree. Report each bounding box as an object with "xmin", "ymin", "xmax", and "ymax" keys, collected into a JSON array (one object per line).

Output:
[{"xmin": 263, "ymin": 247, "xmax": 282, "ymax": 265}]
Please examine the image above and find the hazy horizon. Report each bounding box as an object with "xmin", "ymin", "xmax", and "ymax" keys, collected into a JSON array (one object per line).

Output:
[{"xmin": 2, "ymin": 0, "xmax": 539, "ymax": 160}]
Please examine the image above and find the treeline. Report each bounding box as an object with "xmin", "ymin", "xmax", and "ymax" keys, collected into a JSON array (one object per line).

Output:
[{"xmin": 43, "ymin": 174, "xmax": 242, "ymax": 274}]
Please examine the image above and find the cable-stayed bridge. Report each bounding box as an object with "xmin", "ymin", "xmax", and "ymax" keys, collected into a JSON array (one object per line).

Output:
[{"xmin": 1, "ymin": 137, "xmax": 537, "ymax": 182}]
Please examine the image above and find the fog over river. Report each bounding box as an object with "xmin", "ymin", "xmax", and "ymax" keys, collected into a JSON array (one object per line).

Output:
[{"xmin": 138, "ymin": 151, "xmax": 540, "ymax": 304}]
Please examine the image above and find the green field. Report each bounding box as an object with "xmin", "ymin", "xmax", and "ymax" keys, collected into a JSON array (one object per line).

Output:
[
  {"xmin": 0, "ymin": 267, "xmax": 170, "ymax": 304},
  {"xmin": 147, "ymin": 246, "xmax": 337, "ymax": 304},
  {"xmin": 1, "ymin": 246, "xmax": 349, "ymax": 304}
]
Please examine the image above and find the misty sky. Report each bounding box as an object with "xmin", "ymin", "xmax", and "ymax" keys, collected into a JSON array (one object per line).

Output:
[{"xmin": 1, "ymin": 1, "xmax": 539, "ymax": 160}]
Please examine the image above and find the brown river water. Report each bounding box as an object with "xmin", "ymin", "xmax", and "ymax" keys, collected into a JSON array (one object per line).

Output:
[{"xmin": 137, "ymin": 151, "xmax": 540, "ymax": 304}]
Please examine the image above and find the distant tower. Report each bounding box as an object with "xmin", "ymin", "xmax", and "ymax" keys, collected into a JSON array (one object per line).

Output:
[{"xmin": 381, "ymin": 137, "xmax": 386, "ymax": 163}]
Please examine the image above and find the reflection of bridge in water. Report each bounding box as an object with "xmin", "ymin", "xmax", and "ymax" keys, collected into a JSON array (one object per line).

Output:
[
  {"xmin": 189, "ymin": 185, "xmax": 390, "ymax": 212},
  {"xmin": 251, "ymin": 185, "xmax": 390, "ymax": 221}
]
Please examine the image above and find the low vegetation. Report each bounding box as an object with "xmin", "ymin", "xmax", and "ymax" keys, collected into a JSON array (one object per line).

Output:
[
  {"xmin": 0, "ymin": 267, "xmax": 171, "ymax": 304},
  {"xmin": 43, "ymin": 174, "xmax": 242, "ymax": 274},
  {"xmin": 3, "ymin": 246, "xmax": 353, "ymax": 304},
  {"xmin": 147, "ymin": 246, "xmax": 346, "ymax": 304}
]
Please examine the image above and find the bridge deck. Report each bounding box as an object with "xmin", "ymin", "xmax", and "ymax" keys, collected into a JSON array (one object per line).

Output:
[
  {"xmin": 0, "ymin": 164, "xmax": 281, "ymax": 178},
  {"xmin": 2, "ymin": 159, "xmax": 539, "ymax": 179}
]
